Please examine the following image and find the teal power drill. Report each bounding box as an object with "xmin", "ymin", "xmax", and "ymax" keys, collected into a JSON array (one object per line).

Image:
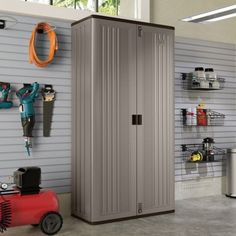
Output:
[
  {"xmin": 0, "ymin": 82, "xmax": 13, "ymax": 109},
  {"xmin": 16, "ymin": 82, "xmax": 39, "ymax": 156}
]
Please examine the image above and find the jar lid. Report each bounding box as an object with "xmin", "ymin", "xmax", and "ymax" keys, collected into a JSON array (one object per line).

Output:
[
  {"xmin": 205, "ymin": 68, "xmax": 214, "ymax": 72},
  {"xmin": 202, "ymin": 137, "xmax": 215, "ymax": 143},
  {"xmin": 195, "ymin": 67, "xmax": 204, "ymax": 71}
]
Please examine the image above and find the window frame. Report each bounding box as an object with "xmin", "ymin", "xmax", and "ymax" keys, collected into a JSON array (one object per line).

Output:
[{"xmin": 24, "ymin": 0, "xmax": 119, "ymax": 15}]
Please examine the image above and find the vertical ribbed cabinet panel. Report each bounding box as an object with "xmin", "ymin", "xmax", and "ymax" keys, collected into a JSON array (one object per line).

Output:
[
  {"xmin": 72, "ymin": 16, "xmax": 175, "ymax": 223},
  {"xmin": 72, "ymin": 20, "xmax": 92, "ymax": 221},
  {"xmin": 137, "ymin": 26, "xmax": 175, "ymax": 214},
  {"xmin": 91, "ymin": 18, "xmax": 137, "ymax": 222}
]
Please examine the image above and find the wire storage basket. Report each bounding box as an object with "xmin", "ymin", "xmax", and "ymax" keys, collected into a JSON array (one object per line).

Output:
[
  {"xmin": 182, "ymin": 109, "xmax": 225, "ymax": 126},
  {"xmin": 181, "ymin": 143, "xmax": 226, "ymax": 163},
  {"xmin": 181, "ymin": 73, "xmax": 225, "ymax": 90},
  {"xmin": 207, "ymin": 110, "xmax": 225, "ymax": 126}
]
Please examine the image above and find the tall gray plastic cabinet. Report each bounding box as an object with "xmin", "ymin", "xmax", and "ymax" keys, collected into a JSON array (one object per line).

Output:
[{"xmin": 71, "ymin": 15, "xmax": 175, "ymax": 223}]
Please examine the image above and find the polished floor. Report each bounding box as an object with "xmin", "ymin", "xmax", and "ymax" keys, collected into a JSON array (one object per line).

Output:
[{"xmin": 6, "ymin": 195, "xmax": 236, "ymax": 236}]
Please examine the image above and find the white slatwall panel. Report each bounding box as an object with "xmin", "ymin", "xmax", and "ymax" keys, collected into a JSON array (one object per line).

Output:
[
  {"xmin": 0, "ymin": 12, "xmax": 71, "ymax": 193},
  {"xmin": 175, "ymin": 37, "xmax": 236, "ymax": 182}
]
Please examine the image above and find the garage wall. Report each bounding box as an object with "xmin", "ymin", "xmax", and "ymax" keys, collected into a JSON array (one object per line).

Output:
[
  {"xmin": 0, "ymin": 12, "xmax": 71, "ymax": 193},
  {"xmin": 1, "ymin": 10, "xmax": 235, "ymax": 199},
  {"xmin": 175, "ymin": 36, "xmax": 236, "ymax": 182},
  {"xmin": 151, "ymin": 0, "xmax": 236, "ymax": 44}
]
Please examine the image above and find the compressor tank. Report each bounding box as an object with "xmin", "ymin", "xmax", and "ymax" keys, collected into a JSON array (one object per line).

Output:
[{"xmin": 0, "ymin": 190, "xmax": 59, "ymax": 227}]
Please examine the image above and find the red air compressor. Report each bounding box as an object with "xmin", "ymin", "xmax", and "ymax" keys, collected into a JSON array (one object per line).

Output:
[{"xmin": 0, "ymin": 167, "xmax": 63, "ymax": 235}]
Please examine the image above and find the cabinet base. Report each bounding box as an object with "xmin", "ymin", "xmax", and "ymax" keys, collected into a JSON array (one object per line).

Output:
[
  {"xmin": 72, "ymin": 209, "xmax": 175, "ymax": 225},
  {"xmin": 225, "ymin": 194, "xmax": 236, "ymax": 198}
]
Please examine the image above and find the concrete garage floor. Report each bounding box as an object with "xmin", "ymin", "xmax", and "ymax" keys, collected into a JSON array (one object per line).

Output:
[{"xmin": 6, "ymin": 195, "xmax": 236, "ymax": 236}]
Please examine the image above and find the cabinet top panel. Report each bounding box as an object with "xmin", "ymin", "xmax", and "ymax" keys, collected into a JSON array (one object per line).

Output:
[{"xmin": 71, "ymin": 14, "xmax": 175, "ymax": 30}]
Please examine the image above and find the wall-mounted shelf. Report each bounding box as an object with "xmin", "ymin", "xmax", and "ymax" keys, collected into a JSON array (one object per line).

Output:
[
  {"xmin": 182, "ymin": 109, "xmax": 225, "ymax": 126},
  {"xmin": 181, "ymin": 143, "xmax": 226, "ymax": 163},
  {"xmin": 181, "ymin": 73, "xmax": 225, "ymax": 91}
]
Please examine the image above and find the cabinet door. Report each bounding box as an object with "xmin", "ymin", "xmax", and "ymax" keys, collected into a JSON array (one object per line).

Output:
[
  {"xmin": 91, "ymin": 18, "xmax": 137, "ymax": 222},
  {"xmin": 137, "ymin": 25, "xmax": 175, "ymax": 215}
]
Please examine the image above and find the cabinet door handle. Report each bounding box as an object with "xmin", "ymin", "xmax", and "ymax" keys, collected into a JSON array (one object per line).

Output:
[
  {"xmin": 132, "ymin": 115, "xmax": 137, "ymax": 125},
  {"xmin": 132, "ymin": 115, "xmax": 142, "ymax": 125},
  {"xmin": 138, "ymin": 115, "xmax": 142, "ymax": 125}
]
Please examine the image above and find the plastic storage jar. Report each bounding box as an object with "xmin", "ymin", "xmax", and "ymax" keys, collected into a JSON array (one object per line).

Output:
[
  {"xmin": 193, "ymin": 67, "xmax": 206, "ymax": 79},
  {"xmin": 205, "ymin": 68, "xmax": 217, "ymax": 81}
]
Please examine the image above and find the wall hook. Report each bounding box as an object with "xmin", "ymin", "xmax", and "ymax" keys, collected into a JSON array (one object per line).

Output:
[{"xmin": 0, "ymin": 16, "xmax": 18, "ymax": 30}]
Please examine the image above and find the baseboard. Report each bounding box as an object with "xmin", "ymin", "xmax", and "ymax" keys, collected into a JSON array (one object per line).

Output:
[
  {"xmin": 72, "ymin": 210, "xmax": 175, "ymax": 224},
  {"xmin": 58, "ymin": 193, "xmax": 71, "ymax": 217}
]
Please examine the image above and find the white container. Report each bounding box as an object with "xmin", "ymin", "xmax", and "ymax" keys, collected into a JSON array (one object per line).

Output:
[
  {"xmin": 186, "ymin": 108, "xmax": 192, "ymax": 126},
  {"xmin": 212, "ymin": 81, "xmax": 220, "ymax": 89},
  {"xmin": 207, "ymin": 109, "xmax": 211, "ymax": 125},
  {"xmin": 191, "ymin": 108, "xmax": 197, "ymax": 125},
  {"xmin": 193, "ymin": 67, "xmax": 206, "ymax": 80},
  {"xmin": 200, "ymin": 80, "xmax": 209, "ymax": 89},
  {"xmin": 226, "ymin": 148, "xmax": 236, "ymax": 197},
  {"xmin": 205, "ymin": 68, "xmax": 217, "ymax": 81}
]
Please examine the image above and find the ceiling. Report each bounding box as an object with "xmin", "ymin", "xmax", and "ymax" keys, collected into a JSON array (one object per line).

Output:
[{"xmin": 151, "ymin": 0, "xmax": 236, "ymax": 44}]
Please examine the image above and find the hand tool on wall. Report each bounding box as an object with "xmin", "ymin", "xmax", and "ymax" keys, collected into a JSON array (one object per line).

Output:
[
  {"xmin": 0, "ymin": 82, "xmax": 13, "ymax": 109},
  {"xmin": 29, "ymin": 22, "xmax": 58, "ymax": 68},
  {"xmin": 41, "ymin": 85, "xmax": 55, "ymax": 137},
  {"xmin": 16, "ymin": 82, "xmax": 39, "ymax": 156}
]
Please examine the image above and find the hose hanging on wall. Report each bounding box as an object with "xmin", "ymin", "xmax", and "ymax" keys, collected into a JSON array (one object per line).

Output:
[{"xmin": 29, "ymin": 22, "xmax": 58, "ymax": 68}]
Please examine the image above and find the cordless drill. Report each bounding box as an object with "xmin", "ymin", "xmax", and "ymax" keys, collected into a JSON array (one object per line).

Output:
[
  {"xmin": 0, "ymin": 82, "xmax": 13, "ymax": 109},
  {"xmin": 16, "ymin": 82, "xmax": 39, "ymax": 156}
]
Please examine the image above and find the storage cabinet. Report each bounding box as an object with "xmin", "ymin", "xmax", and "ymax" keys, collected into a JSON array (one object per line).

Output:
[
  {"xmin": 136, "ymin": 25, "xmax": 175, "ymax": 215},
  {"xmin": 72, "ymin": 15, "xmax": 175, "ymax": 223}
]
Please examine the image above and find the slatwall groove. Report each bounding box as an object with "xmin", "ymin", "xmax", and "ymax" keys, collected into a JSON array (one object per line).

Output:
[
  {"xmin": 175, "ymin": 58, "xmax": 235, "ymax": 68},
  {"xmin": 0, "ymin": 62, "xmax": 71, "ymax": 72},
  {"xmin": 0, "ymin": 29, "xmax": 71, "ymax": 42},
  {"xmin": 0, "ymin": 75, "xmax": 72, "ymax": 82},
  {"xmin": 0, "ymin": 151, "xmax": 70, "ymax": 159},
  {"xmin": 9, "ymin": 27, "xmax": 71, "ymax": 38},
  {"xmin": 5, "ymin": 14, "xmax": 70, "ymax": 28},
  {"xmin": 5, "ymin": 18, "xmax": 70, "ymax": 30},
  {"xmin": 0, "ymin": 68, "xmax": 70, "ymax": 78},
  {"xmin": 0, "ymin": 51, "xmax": 71, "ymax": 60},
  {"xmin": 175, "ymin": 51, "xmax": 235, "ymax": 61},
  {"xmin": 175, "ymin": 43, "xmax": 235, "ymax": 56},
  {"xmin": 0, "ymin": 55, "xmax": 71, "ymax": 66},
  {"xmin": 175, "ymin": 53, "xmax": 235, "ymax": 62},
  {"xmin": 0, "ymin": 48, "xmax": 71, "ymax": 59},
  {"xmin": 0, "ymin": 165, "xmax": 70, "ymax": 177},
  {"xmin": 0, "ymin": 40, "xmax": 71, "ymax": 51},
  {"xmin": 0, "ymin": 34, "xmax": 70, "ymax": 43},
  {"xmin": 0, "ymin": 12, "xmax": 71, "ymax": 193},
  {"xmin": 175, "ymin": 37, "xmax": 234, "ymax": 49},
  {"xmin": 175, "ymin": 37, "xmax": 235, "ymax": 182},
  {"xmin": 0, "ymin": 150, "xmax": 70, "ymax": 156}
]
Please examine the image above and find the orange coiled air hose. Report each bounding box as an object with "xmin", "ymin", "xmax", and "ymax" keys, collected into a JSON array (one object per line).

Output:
[{"xmin": 29, "ymin": 22, "xmax": 58, "ymax": 68}]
